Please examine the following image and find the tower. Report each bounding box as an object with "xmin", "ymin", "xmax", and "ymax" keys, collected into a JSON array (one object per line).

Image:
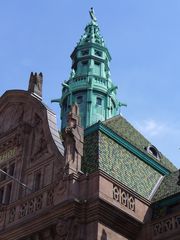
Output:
[{"xmin": 53, "ymin": 8, "xmax": 120, "ymax": 129}]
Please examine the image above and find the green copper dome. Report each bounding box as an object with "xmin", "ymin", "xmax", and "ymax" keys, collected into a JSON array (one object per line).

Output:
[{"xmin": 53, "ymin": 8, "xmax": 121, "ymax": 129}]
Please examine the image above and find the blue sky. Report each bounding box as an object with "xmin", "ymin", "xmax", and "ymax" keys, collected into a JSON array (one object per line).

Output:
[{"xmin": 0, "ymin": 1, "xmax": 180, "ymax": 168}]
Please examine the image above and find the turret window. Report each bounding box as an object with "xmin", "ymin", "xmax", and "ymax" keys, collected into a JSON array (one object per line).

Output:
[
  {"xmin": 94, "ymin": 61, "xmax": 101, "ymax": 75},
  {"xmin": 77, "ymin": 96, "xmax": 83, "ymax": 104},
  {"xmin": 96, "ymin": 97, "xmax": 102, "ymax": 106},
  {"xmin": 81, "ymin": 50, "xmax": 89, "ymax": 56},
  {"xmin": 82, "ymin": 60, "xmax": 88, "ymax": 66},
  {"xmin": 81, "ymin": 61, "xmax": 88, "ymax": 74},
  {"xmin": 95, "ymin": 39, "xmax": 100, "ymax": 44},
  {"xmin": 95, "ymin": 50, "xmax": 102, "ymax": 57}
]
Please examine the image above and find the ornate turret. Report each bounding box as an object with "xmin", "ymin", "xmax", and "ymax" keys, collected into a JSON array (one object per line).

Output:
[{"xmin": 53, "ymin": 8, "xmax": 121, "ymax": 129}]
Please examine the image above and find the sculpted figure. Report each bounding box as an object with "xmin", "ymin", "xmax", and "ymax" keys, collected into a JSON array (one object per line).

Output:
[
  {"xmin": 89, "ymin": 7, "xmax": 97, "ymax": 22},
  {"xmin": 62, "ymin": 104, "xmax": 84, "ymax": 175}
]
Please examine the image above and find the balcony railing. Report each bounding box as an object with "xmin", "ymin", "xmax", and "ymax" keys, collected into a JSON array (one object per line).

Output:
[{"xmin": 0, "ymin": 183, "xmax": 55, "ymax": 230}]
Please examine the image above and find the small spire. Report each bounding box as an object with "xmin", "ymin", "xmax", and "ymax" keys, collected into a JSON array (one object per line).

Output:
[
  {"xmin": 28, "ymin": 72, "xmax": 43, "ymax": 100},
  {"xmin": 78, "ymin": 8, "xmax": 104, "ymax": 46}
]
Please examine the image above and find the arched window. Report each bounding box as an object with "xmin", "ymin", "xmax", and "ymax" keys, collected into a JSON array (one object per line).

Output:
[{"xmin": 96, "ymin": 97, "xmax": 102, "ymax": 106}]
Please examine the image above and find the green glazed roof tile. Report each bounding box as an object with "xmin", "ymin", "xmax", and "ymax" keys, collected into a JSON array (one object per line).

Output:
[
  {"xmin": 98, "ymin": 132, "xmax": 162, "ymax": 199},
  {"xmin": 103, "ymin": 115, "xmax": 177, "ymax": 172},
  {"xmin": 152, "ymin": 170, "xmax": 180, "ymax": 201}
]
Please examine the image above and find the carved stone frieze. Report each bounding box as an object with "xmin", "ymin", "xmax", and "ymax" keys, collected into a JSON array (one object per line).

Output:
[
  {"xmin": 18, "ymin": 194, "xmax": 43, "ymax": 219},
  {"xmin": 113, "ymin": 184, "xmax": 135, "ymax": 212},
  {"xmin": 0, "ymin": 147, "xmax": 17, "ymax": 163},
  {"xmin": 153, "ymin": 215, "xmax": 180, "ymax": 236}
]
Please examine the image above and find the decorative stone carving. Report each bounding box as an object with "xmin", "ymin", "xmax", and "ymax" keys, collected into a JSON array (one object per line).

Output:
[
  {"xmin": 46, "ymin": 189, "xmax": 54, "ymax": 206},
  {"xmin": 175, "ymin": 215, "xmax": 180, "ymax": 228},
  {"xmin": 41, "ymin": 229, "xmax": 54, "ymax": 240},
  {"xmin": 8, "ymin": 207, "xmax": 16, "ymax": 223},
  {"xmin": 0, "ymin": 103, "xmax": 24, "ymax": 135},
  {"xmin": 28, "ymin": 72, "xmax": 43, "ymax": 99},
  {"xmin": 153, "ymin": 215, "xmax": 180, "ymax": 236},
  {"xmin": 31, "ymin": 114, "xmax": 47, "ymax": 161},
  {"xmin": 0, "ymin": 147, "xmax": 17, "ymax": 163},
  {"xmin": 113, "ymin": 185, "xmax": 135, "ymax": 212},
  {"xmin": 55, "ymin": 178, "xmax": 68, "ymax": 203},
  {"xmin": 55, "ymin": 218, "xmax": 68, "ymax": 239},
  {"xmin": 62, "ymin": 104, "xmax": 84, "ymax": 175},
  {"xmin": 55, "ymin": 217, "xmax": 81, "ymax": 240},
  {"xmin": 19, "ymin": 194, "xmax": 43, "ymax": 219}
]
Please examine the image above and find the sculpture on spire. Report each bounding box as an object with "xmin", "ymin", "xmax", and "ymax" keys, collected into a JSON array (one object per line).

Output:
[{"xmin": 89, "ymin": 7, "xmax": 97, "ymax": 22}]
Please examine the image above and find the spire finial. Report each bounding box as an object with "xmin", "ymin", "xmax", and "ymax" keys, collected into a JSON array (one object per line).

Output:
[{"xmin": 89, "ymin": 7, "xmax": 97, "ymax": 22}]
